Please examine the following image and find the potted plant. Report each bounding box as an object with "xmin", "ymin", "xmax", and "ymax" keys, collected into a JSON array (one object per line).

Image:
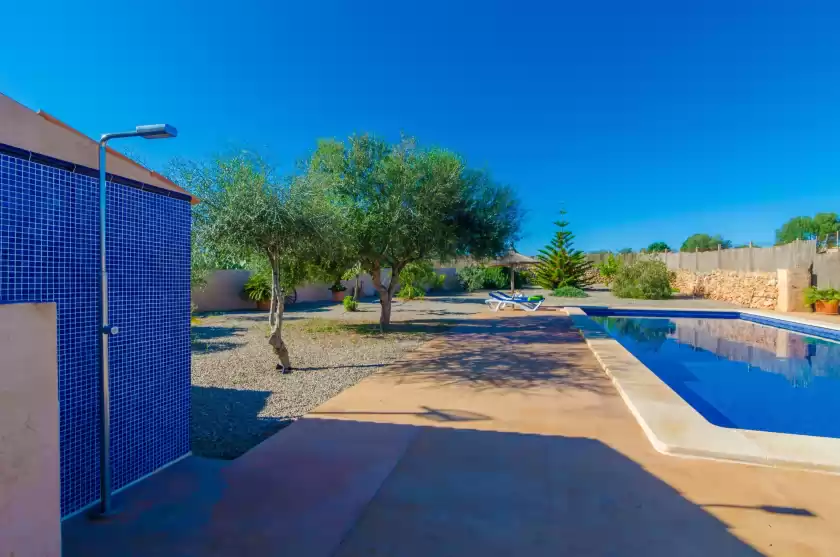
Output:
[
  {"xmin": 804, "ymin": 287, "xmax": 840, "ymax": 314},
  {"xmin": 243, "ymin": 272, "xmax": 272, "ymax": 310},
  {"xmin": 329, "ymin": 281, "xmax": 347, "ymax": 302}
]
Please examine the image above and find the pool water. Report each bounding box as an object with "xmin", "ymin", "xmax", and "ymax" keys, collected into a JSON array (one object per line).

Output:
[{"xmin": 590, "ymin": 316, "xmax": 840, "ymax": 438}]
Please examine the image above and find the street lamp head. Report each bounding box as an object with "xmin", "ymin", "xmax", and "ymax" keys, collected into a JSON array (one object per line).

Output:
[{"xmin": 135, "ymin": 124, "xmax": 178, "ymax": 139}]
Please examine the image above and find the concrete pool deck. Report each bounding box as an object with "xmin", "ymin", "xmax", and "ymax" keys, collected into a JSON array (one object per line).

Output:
[
  {"xmin": 568, "ymin": 307, "xmax": 840, "ymax": 474},
  {"xmin": 63, "ymin": 313, "xmax": 840, "ymax": 556}
]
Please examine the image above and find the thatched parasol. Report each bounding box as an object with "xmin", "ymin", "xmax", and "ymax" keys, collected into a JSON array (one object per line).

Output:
[{"xmin": 487, "ymin": 250, "xmax": 539, "ymax": 293}]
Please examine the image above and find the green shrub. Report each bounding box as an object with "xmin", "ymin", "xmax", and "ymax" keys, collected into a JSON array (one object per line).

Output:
[
  {"xmin": 243, "ymin": 272, "xmax": 272, "ymax": 302},
  {"xmin": 596, "ymin": 254, "xmax": 621, "ymax": 285},
  {"xmin": 457, "ymin": 265, "xmax": 486, "ymax": 292},
  {"xmin": 612, "ymin": 260, "xmax": 672, "ymax": 300},
  {"xmin": 552, "ymin": 285, "xmax": 588, "ymax": 298},
  {"xmin": 397, "ymin": 284, "xmax": 425, "ymax": 300},
  {"xmin": 483, "ymin": 266, "xmax": 509, "ymax": 289},
  {"xmin": 431, "ymin": 273, "xmax": 447, "ymax": 291},
  {"xmin": 456, "ymin": 265, "xmax": 527, "ymax": 292},
  {"xmin": 518, "ymin": 267, "xmax": 535, "ymax": 286},
  {"xmin": 804, "ymin": 287, "xmax": 840, "ymax": 305},
  {"xmin": 398, "ymin": 261, "xmax": 435, "ymax": 296},
  {"xmin": 342, "ymin": 295, "xmax": 359, "ymax": 311}
]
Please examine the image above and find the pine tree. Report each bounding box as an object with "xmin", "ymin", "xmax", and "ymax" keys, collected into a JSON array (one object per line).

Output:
[{"xmin": 534, "ymin": 212, "xmax": 593, "ymax": 289}]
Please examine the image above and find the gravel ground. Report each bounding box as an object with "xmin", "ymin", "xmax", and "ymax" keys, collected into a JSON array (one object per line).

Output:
[
  {"xmin": 191, "ymin": 288, "xmax": 734, "ymax": 458},
  {"xmin": 191, "ymin": 293, "xmax": 489, "ymax": 459}
]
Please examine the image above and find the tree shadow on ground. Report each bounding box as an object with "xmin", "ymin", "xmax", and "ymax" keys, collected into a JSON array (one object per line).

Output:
[
  {"xmin": 294, "ymin": 363, "xmax": 387, "ymax": 372},
  {"xmin": 196, "ymin": 310, "xmax": 265, "ymax": 319},
  {"xmin": 311, "ymin": 406, "xmax": 492, "ymax": 423},
  {"xmin": 191, "ymin": 385, "xmax": 292, "ymax": 459},
  {"xmin": 338, "ymin": 320, "xmax": 460, "ymax": 336},
  {"xmin": 377, "ymin": 315, "xmax": 613, "ymax": 393},
  {"xmin": 701, "ymin": 504, "xmax": 816, "ymax": 517},
  {"xmin": 213, "ymin": 313, "xmax": 269, "ymax": 323},
  {"xmin": 585, "ymin": 284, "xmax": 611, "ymax": 292},
  {"xmin": 191, "ymin": 325, "xmax": 248, "ymax": 355},
  {"xmin": 416, "ymin": 309, "xmax": 477, "ymax": 316},
  {"xmin": 63, "ymin": 415, "xmax": 781, "ymax": 556},
  {"xmin": 286, "ymin": 301, "xmax": 339, "ymax": 314},
  {"xmin": 420, "ymin": 294, "xmax": 488, "ymax": 305},
  {"xmin": 196, "ymin": 303, "xmax": 335, "ymax": 324}
]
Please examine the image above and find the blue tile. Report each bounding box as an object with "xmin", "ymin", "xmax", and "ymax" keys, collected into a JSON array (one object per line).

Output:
[
  {"xmin": 740, "ymin": 313, "xmax": 840, "ymax": 342},
  {"xmin": 0, "ymin": 153, "xmax": 191, "ymax": 516}
]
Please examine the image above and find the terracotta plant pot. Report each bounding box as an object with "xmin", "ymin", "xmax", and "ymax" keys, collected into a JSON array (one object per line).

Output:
[
  {"xmin": 256, "ymin": 299, "xmax": 271, "ymax": 311},
  {"xmin": 814, "ymin": 300, "xmax": 839, "ymax": 314},
  {"xmin": 331, "ymin": 290, "xmax": 346, "ymax": 302}
]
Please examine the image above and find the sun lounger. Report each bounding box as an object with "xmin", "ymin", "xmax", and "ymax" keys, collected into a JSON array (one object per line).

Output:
[{"xmin": 485, "ymin": 291, "xmax": 545, "ymax": 312}]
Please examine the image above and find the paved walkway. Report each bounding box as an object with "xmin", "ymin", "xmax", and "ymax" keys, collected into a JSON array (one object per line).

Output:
[
  {"xmin": 64, "ymin": 314, "xmax": 840, "ymax": 556},
  {"xmin": 786, "ymin": 310, "xmax": 840, "ymax": 327}
]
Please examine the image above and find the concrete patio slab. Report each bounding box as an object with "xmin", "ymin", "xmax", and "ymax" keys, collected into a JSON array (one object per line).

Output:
[
  {"xmin": 62, "ymin": 419, "xmax": 417, "ymax": 557},
  {"xmin": 63, "ymin": 314, "xmax": 840, "ymax": 556},
  {"xmin": 742, "ymin": 308, "xmax": 840, "ymax": 332}
]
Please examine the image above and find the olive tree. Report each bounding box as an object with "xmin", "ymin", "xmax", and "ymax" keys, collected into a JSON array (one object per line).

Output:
[
  {"xmin": 775, "ymin": 213, "xmax": 840, "ymax": 244},
  {"xmin": 176, "ymin": 154, "xmax": 336, "ymax": 371},
  {"xmin": 646, "ymin": 241, "xmax": 671, "ymax": 253},
  {"xmin": 680, "ymin": 233, "xmax": 731, "ymax": 252},
  {"xmin": 306, "ymin": 135, "xmax": 521, "ymax": 329}
]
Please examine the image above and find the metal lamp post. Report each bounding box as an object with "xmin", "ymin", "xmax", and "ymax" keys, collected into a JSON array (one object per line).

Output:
[{"xmin": 96, "ymin": 124, "xmax": 177, "ymax": 516}]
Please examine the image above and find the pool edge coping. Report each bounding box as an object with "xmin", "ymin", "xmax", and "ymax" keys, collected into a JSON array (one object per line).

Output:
[{"xmin": 565, "ymin": 306, "xmax": 840, "ymax": 475}]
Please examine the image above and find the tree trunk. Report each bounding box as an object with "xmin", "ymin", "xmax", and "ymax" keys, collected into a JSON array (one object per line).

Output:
[
  {"xmin": 379, "ymin": 292, "xmax": 392, "ymax": 329},
  {"xmin": 354, "ymin": 272, "xmax": 361, "ymax": 300},
  {"xmin": 268, "ymin": 260, "xmax": 278, "ymax": 330},
  {"xmin": 372, "ymin": 262, "xmax": 403, "ymax": 331},
  {"xmin": 510, "ymin": 265, "xmax": 515, "ymax": 293},
  {"xmin": 267, "ymin": 259, "xmax": 291, "ymax": 373}
]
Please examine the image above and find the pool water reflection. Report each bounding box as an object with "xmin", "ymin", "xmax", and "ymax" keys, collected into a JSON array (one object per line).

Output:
[{"xmin": 591, "ymin": 316, "xmax": 840, "ymax": 438}]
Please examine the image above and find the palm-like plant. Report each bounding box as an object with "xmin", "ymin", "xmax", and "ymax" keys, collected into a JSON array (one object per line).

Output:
[{"xmin": 534, "ymin": 211, "xmax": 593, "ymax": 289}]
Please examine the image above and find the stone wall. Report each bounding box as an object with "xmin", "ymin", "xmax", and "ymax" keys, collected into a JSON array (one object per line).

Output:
[
  {"xmin": 583, "ymin": 266, "xmax": 602, "ymax": 286},
  {"xmin": 671, "ymin": 269, "xmax": 778, "ymax": 309}
]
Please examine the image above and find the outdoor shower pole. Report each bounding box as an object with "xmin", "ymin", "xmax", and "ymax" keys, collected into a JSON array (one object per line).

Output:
[
  {"xmin": 97, "ymin": 138, "xmax": 114, "ymax": 515},
  {"xmin": 95, "ymin": 124, "xmax": 177, "ymax": 517}
]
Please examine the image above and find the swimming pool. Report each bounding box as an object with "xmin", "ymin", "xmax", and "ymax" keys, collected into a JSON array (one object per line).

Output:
[{"xmin": 588, "ymin": 311, "xmax": 840, "ymax": 439}]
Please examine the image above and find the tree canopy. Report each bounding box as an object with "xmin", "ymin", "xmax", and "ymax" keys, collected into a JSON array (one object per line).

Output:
[
  {"xmin": 174, "ymin": 153, "xmax": 339, "ymax": 371},
  {"xmin": 646, "ymin": 241, "xmax": 671, "ymax": 253},
  {"xmin": 680, "ymin": 233, "xmax": 731, "ymax": 252},
  {"xmin": 775, "ymin": 213, "xmax": 840, "ymax": 244},
  {"xmin": 304, "ymin": 135, "xmax": 522, "ymax": 328},
  {"xmin": 533, "ymin": 211, "xmax": 593, "ymax": 289}
]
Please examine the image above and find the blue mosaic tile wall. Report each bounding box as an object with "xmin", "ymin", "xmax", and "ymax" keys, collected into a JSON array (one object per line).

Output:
[{"xmin": 0, "ymin": 151, "xmax": 191, "ymax": 517}]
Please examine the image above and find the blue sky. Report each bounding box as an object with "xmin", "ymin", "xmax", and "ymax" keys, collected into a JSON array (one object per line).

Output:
[{"xmin": 3, "ymin": 1, "xmax": 840, "ymax": 254}]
